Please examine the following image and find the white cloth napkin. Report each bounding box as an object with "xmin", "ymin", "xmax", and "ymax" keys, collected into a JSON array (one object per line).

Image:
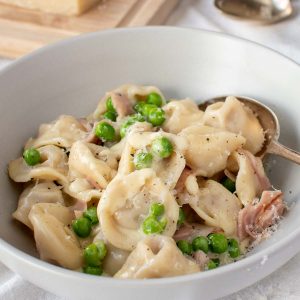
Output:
[{"xmin": 1, "ymin": 1, "xmax": 300, "ymax": 299}]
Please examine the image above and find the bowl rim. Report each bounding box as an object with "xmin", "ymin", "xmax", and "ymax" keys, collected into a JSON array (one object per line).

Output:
[{"xmin": 0, "ymin": 26, "xmax": 299, "ymax": 286}]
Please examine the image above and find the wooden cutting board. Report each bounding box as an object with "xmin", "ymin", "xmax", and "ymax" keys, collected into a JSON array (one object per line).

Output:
[{"xmin": 0, "ymin": 0, "xmax": 179, "ymax": 58}]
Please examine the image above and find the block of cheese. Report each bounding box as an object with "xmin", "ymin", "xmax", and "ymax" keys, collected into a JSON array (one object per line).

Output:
[{"xmin": 0, "ymin": 0, "xmax": 101, "ymax": 15}]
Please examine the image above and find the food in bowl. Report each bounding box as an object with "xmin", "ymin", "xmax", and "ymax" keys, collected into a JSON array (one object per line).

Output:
[{"xmin": 8, "ymin": 84, "xmax": 285, "ymax": 278}]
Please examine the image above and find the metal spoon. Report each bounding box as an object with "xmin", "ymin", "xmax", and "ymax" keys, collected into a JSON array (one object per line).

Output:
[
  {"xmin": 214, "ymin": 0, "xmax": 293, "ymax": 23},
  {"xmin": 199, "ymin": 96, "xmax": 300, "ymax": 164}
]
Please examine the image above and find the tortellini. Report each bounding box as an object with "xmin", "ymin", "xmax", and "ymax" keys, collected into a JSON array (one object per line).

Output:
[
  {"xmin": 98, "ymin": 169, "xmax": 179, "ymax": 251},
  {"xmin": 178, "ymin": 179, "xmax": 241, "ymax": 236},
  {"xmin": 203, "ymin": 96, "xmax": 264, "ymax": 154},
  {"xmin": 109, "ymin": 121, "xmax": 153, "ymax": 159},
  {"xmin": 163, "ymin": 99, "xmax": 204, "ymax": 134},
  {"xmin": 9, "ymin": 84, "xmax": 283, "ymax": 278},
  {"xmin": 28, "ymin": 203, "xmax": 82, "ymax": 270},
  {"xmin": 118, "ymin": 130, "xmax": 188, "ymax": 189},
  {"xmin": 8, "ymin": 145, "xmax": 68, "ymax": 184},
  {"xmin": 92, "ymin": 84, "xmax": 165, "ymax": 120},
  {"xmin": 179, "ymin": 125, "xmax": 246, "ymax": 177},
  {"xmin": 25, "ymin": 115, "xmax": 88, "ymax": 149},
  {"xmin": 63, "ymin": 178, "xmax": 102, "ymax": 204},
  {"xmin": 13, "ymin": 182, "xmax": 65, "ymax": 229},
  {"xmin": 68, "ymin": 141, "xmax": 118, "ymax": 190},
  {"xmin": 93, "ymin": 227, "xmax": 130, "ymax": 276},
  {"xmin": 231, "ymin": 149, "xmax": 271, "ymax": 206},
  {"xmin": 114, "ymin": 235, "xmax": 199, "ymax": 279}
]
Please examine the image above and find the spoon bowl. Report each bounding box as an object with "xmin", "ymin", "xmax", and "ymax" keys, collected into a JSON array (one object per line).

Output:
[
  {"xmin": 214, "ymin": 0, "xmax": 293, "ymax": 23},
  {"xmin": 200, "ymin": 96, "xmax": 300, "ymax": 164}
]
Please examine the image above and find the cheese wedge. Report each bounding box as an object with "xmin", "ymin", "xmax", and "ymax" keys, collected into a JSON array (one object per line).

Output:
[{"xmin": 0, "ymin": 0, "xmax": 101, "ymax": 16}]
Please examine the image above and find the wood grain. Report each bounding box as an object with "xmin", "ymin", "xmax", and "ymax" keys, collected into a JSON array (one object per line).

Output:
[{"xmin": 0, "ymin": 0, "xmax": 179, "ymax": 58}]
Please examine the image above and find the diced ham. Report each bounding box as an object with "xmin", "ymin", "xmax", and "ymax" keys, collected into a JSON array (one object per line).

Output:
[
  {"xmin": 69, "ymin": 200, "xmax": 87, "ymax": 218},
  {"xmin": 240, "ymin": 149, "xmax": 271, "ymax": 191},
  {"xmin": 192, "ymin": 250, "xmax": 209, "ymax": 270},
  {"xmin": 110, "ymin": 92, "xmax": 133, "ymax": 118},
  {"xmin": 85, "ymin": 122, "xmax": 100, "ymax": 144},
  {"xmin": 238, "ymin": 190, "xmax": 285, "ymax": 240},
  {"xmin": 173, "ymin": 223, "xmax": 214, "ymax": 242},
  {"xmin": 175, "ymin": 168, "xmax": 192, "ymax": 194}
]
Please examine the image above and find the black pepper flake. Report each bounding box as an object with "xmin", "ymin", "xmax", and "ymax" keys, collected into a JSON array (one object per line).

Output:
[
  {"xmin": 206, "ymin": 138, "xmax": 210, "ymax": 142},
  {"xmin": 289, "ymin": 190, "xmax": 292, "ymax": 194}
]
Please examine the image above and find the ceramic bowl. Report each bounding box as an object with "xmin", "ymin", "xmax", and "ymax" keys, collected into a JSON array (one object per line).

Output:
[{"xmin": 0, "ymin": 27, "xmax": 300, "ymax": 300}]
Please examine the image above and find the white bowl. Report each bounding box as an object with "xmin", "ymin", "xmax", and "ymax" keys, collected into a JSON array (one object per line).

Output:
[{"xmin": 0, "ymin": 27, "xmax": 300, "ymax": 300}]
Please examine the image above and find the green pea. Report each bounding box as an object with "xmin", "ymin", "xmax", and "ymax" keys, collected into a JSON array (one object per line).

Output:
[
  {"xmin": 134, "ymin": 152, "xmax": 153, "ymax": 170},
  {"xmin": 94, "ymin": 122, "xmax": 116, "ymax": 142},
  {"xmin": 221, "ymin": 177, "xmax": 236, "ymax": 193},
  {"xmin": 130, "ymin": 113, "xmax": 145, "ymax": 122},
  {"xmin": 146, "ymin": 92, "xmax": 163, "ymax": 107},
  {"xmin": 192, "ymin": 236, "xmax": 209, "ymax": 253},
  {"xmin": 208, "ymin": 233, "xmax": 228, "ymax": 254},
  {"xmin": 148, "ymin": 107, "xmax": 165, "ymax": 126},
  {"xmin": 177, "ymin": 208, "xmax": 186, "ymax": 226},
  {"xmin": 72, "ymin": 217, "xmax": 92, "ymax": 238},
  {"xmin": 151, "ymin": 137, "xmax": 173, "ymax": 158},
  {"xmin": 83, "ymin": 207, "xmax": 99, "ymax": 225},
  {"xmin": 95, "ymin": 240, "xmax": 108, "ymax": 261},
  {"xmin": 23, "ymin": 148, "xmax": 41, "ymax": 166},
  {"xmin": 83, "ymin": 265, "xmax": 103, "ymax": 276},
  {"xmin": 84, "ymin": 241, "xmax": 107, "ymax": 267},
  {"xmin": 142, "ymin": 216, "xmax": 164, "ymax": 235},
  {"xmin": 120, "ymin": 119, "xmax": 135, "ymax": 138},
  {"xmin": 134, "ymin": 102, "xmax": 146, "ymax": 113},
  {"xmin": 228, "ymin": 238, "xmax": 240, "ymax": 258},
  {"xmin": 159, "ymin": 217, "xmax": 167, "ymax": 231},
  {"xmin": 103, "ymin": 111, "xmax": 117, "ymax": 121},
  {"xmin": 106, "ymin": 97, "xmax": 116, "ymax": 113},
  {"xmin": 150, "ymin": 203, "xmax": 164, "ymax": 217},
  {"xmin": 176, "ymin": 240, "xmax": 193, "ymax": 255},
  {"xmin": 207, "ymin": 259, "xmax": 219, "ymax": 270},
  {"xmin": 141, "ymin": 104, "xmax": 157, "ymax": 117},
  {"xmin": 212, "ymin": 258, "xmax": 220, "ymax": 267}
]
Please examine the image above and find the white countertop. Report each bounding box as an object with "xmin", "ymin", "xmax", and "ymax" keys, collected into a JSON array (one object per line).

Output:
[{"xmin": 1, "ymin": 1, "xmax": 300, "ymax": 299}]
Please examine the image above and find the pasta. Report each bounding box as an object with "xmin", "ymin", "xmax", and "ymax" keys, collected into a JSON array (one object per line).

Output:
[
  {"xmin": 114, "ymin": 235, "xmax": 200, "ymax": 278},
  {"xmin": 98, "ymin": 169, "xmax": 179, "ymax": 251},
  {"xmin": 8, "ymin": 85, "xmax": 285, "ymax": 279}
]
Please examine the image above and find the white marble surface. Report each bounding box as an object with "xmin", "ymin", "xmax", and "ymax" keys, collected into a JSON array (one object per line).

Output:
[{"xmin": 1, "ymin": 0, "xmax": 300, "ymax": 299}]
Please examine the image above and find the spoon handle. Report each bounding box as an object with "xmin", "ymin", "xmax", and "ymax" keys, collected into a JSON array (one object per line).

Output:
[{"xmin": 267, "ymin": 140, "xmax": 300, "ymax": 165}]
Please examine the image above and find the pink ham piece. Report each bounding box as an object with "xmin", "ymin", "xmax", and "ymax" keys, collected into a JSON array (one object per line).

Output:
[
  {"xmin": 192, "ymin": 251, "xmax": 209, "ymax": 270},
  {"xmin": 69, "ymin": 200, "xmax": 87, "ymax": 219},
  {"xmin": 175, "ymin": 168, "xmax": 192, "ymax": 194},
  {"xmin": 110, "ymin": 92, "xmax": 133, "ymax": 118},
  {"xmin": 238, "ymin": 190, "xmax": 285, "ymax": 240},
  {"xmin": 173, "ymin": 223, "xmax": 214, "ymax": 242},
  {"xmin": 240, "ymin": 149, "xmax": 271, "ymax": 191},
  {"xmin": 84, "ymin": 122, "xmax": 100, "ymax": 144}
]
